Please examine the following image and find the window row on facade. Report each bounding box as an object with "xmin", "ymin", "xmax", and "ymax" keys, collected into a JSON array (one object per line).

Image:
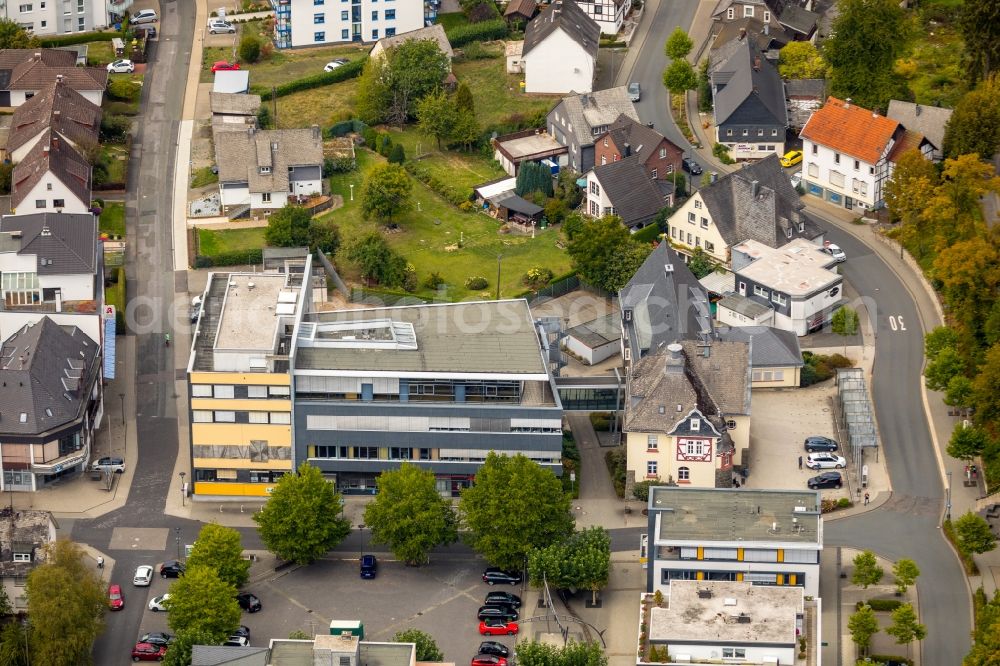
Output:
[
  {"xmin": 661, "ymin": 569, "xmax": 807, "ymax": 586},
  {"xmin": 192, "ymin": 410, "xmax": 292, "ymax": 424},
  {"xmin": 306, "ymin": 445, "xmax": 561, "ymax": 464},
  {"xmin": 191, "ymin": 384, "xmax": 291, "ymax": 398}
]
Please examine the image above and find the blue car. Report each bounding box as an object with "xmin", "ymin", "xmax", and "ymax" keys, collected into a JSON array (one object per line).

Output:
[{"xmin": 360, "ymin": 554, "xmax": 377, "ymax": 579}]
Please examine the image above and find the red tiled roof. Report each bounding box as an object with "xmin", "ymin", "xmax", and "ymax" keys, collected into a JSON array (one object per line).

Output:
[
  {"xmin": 800, "ymin": 97, "xmax": 900, "ymax": 164},
  {"xmin": 886, "ymin": 129, "xmax": 926, "ymax": 163}
]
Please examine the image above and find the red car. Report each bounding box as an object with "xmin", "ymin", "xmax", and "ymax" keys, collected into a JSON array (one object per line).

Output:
[
  {"xmin": 472, "ymin": 655, "xmax": 508, "ymax": 666},
  {"xmin": 108, "ymin": 584, "xmax": 124, "ymax": 611},
  {"xmin": 211, "ymin": 61, "xmax": 240, "ymax": 72},
  {"xmin": 131, "ymin": 642, "xmax": 167, "ymax": 661},
  {"xmin": 479, "ymin": 618, "xmax": 518, "ymax": 636}
]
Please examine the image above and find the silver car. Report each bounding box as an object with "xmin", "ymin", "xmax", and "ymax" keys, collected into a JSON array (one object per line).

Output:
[
  {"xmin": 133, "ymin": 565, "xmax": 154, "ymax": 586},
  {"xmin": 806, "ymin": 453, "xmax": 847, "ymax": 470},
  {"xmin": 628, "ymin": 81, "xmax": 641, "ymax": 102},
  {"xmin": 131, "ymin": 9, "xmax": 158, "ymax": 24},
  {"xmin": 209, "ymin": 20, "xmax": 236, "ymax": 34}
]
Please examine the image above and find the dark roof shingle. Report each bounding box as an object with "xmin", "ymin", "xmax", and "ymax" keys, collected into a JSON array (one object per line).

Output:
[
  {"xmin": 523, "ymin": 0, "xmax": 600, "ymax": 57},
  {"xmin": 8, "ymin": 79, "xmax": 101, "ymax": 155},
  {"xmin": 711, "ymin": 39, "xmax": 787, "ymax": 128},
  {"xmin": 0, "ymin": 212, "xmax": 97, "ymax": 275},
  {"xmin": 11, "ymin": 130, "xmax": 91, "ymax": 209},
  {"xmin": 592, "ymin": 157, "xmax": 669, "ymax": 227}
]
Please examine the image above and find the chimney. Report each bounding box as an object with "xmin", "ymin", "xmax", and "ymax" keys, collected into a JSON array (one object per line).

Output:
[
  {"xmin": 33, "ymin": 52, "xmax": 42, "ymax": 60},
  {"xmin": 55, "ymin": 73, "xmax": 63, "ymax": 84},
  {"xmin": 311, "ymin": 124, "xmax": 321, "ymax": 141},
  {"xmin": 53, "ymin": 110, "xmax": 60, "ymax": 118},
  {"xmin": 844, "ymin": 98, "xmax": 852, "ymax": 108},
  {"xmin": 623, "ymin": 142, "xmax": 631, "ymax": 157},
  {"xmin": 665, "ymin": 343, "xmax": 684, "ymax": 374},
  {"xmin": 51, "ymin": 135, "xmax": 59, "ymax": 150},
  {"xmin": 710, "ymin": 172, "xmax": 718, "ymax": 183},
  {"xmin": 751, "ymin": 180, "xmax": 759, "ymax": 197},
  {"xmin": 40, "ymin": 226, "xmax": 51, "ymax": 236}
]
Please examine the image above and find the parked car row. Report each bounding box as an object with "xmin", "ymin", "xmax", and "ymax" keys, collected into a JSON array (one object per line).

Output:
[
  {"xmin": 475, "ymin": 568, "xmax": 520, "ymax": 659},
  {"xmin": 801, "ymin": 437, "xmax": 847, "ymax": 490}
]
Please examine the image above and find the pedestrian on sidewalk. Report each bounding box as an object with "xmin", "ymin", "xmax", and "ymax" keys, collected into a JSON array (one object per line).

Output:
[
  {"xmin": 97, "ymin": 556, "xmax": 104, "ymax": 569},
  {"xmin": 798, "ymin": 456, "xmax": 803, "ymax": 470},
  {"xmin": 863, "ymin": 492, "xmax": 870, "ymax": 505}
]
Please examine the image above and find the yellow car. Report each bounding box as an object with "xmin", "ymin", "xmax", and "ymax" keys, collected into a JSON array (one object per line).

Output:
[{"xmin": 780, "ymin": 150, "xmax": 803, "ymax": 168}]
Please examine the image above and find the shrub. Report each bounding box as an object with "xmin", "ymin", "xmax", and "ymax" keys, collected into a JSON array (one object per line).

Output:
[
  {"xmin": 239, "ymin": 34, "xmax": 262, "ymax": 63},
  {"xmin": 589, "ymin": 412, "xmax": 612, "ymax": 431},
  {"xmin": 869, "ymin": 655, "xmax": 911, "ymax": 666},
  {"xmin": 855, "ymin": 599, "xmax": 903, "ymax": 612},
  {"xmin": 0, "ymin": 162, "xmax": 13, "ymax": 195},
  {"xmin": 195, "ymin": 248, "xmax": 264, "ymax": 268},
  {"xmin": 377, "ymin": 133, "xmax": 393, "ymax": 157},
  {"xmin": 100, "ymin": 114, "xmax": 131, "ymax": 144},
  {"xmin": 837, "ymin": 497, "xmax": 853, "ymax": 508},
  {"xmin": 256, "ymin": 59, "xmax": 366, "ymax": 100},
  {"xmin": 712, "ymin": 142, "xmax": 736, "ymax": 164},
  {"xmin": 632, "ymin": 224, "xmax": 662, "ymax": 244},
  {"xmin": 423, "ymin": 272, "xmax": 445, "ymax": 290},
  {"xmin": 522, "ymin": 266, "xmax": 554, "ymax": 289},
  {"xmin": 446, "ymin": 19, "xmax": 507, "ymax": 47},
  {"xmin": 107, "ymin": 78, "xmax": 140, "ymax": 102},
  {"xmin": 467, "ymin": 0, "xmax": 500, "ymax": 22},
  {"xmin": 460, "ymin": 41, "xmax": 495, "ymax": 60},
  {"xmin": 388, "ymin": 143, "xmax": 405, "ymax": 164},
  {"xmin": 361, "ymin": 126, "xmax": 378, "ymax": 149},
  {"xmin": 403, "ymin": 161, "xmax": 470, "ymax": 207},
  {"xmin": 605, "ymin": 446, "xmax": 627, "ymax": 498},
  {"xmin": 40, "ymin": 31, "xmax": 118, "ymax": 47},
  {"xmin": 464, "ymin": 276, "xmax": 488, "ymax": 290}
]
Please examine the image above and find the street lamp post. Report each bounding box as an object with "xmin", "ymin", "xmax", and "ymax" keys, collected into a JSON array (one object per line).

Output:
[
  {"xmin": 119, "ymin": 393, "xmax": 125, "ymax": 426},
  {"xmin": 946, "ymin": 470, "xmax": 952, "ymax": 521},
  {"xmin": 175, "ymin": 527, "xmax": 181, "ymax": 561},
  {"xmin": 358, "ymin": 523, "xmax": 366, "ymax": 559},
  {"xmin": 179, "ymin": 471, "xmax": 187, "ymax": 507},
  {"xmin": 495, "ymin": 255, "xmax": 503, "ymax": 300}
]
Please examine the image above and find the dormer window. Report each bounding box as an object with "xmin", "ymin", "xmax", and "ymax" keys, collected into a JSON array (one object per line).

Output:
[
  {"xmin": 259, "ymin": 166, "xmax": 271, "ymax": 174},
  {"xmin": 12, "ymin": 552, "xmax": 30, "ymax": 562},
  {"xmin": 690, "ymin": 418, "xmax": 700, "ymax": 431}
]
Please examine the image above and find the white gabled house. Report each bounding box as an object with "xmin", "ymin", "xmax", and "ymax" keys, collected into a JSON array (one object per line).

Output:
[
  {"xmin": 215, "ymin": 127, "xmax": 324, "ymax": 214},
  {"xmin": 521, "ymin": 0, "xmax": 600, "ymax": 94},
  {"xmin": 11, "ymin": 131, "xmax": 91, "ymax": 216}
]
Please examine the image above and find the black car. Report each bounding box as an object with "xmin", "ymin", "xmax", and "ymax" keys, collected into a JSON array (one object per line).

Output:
[
  {"xmin": 159, "ymin": 560, "xmax": 185, "ymax": 578},
  {"xmin": 484, "ymin": 591, "xmax": 521, "ymax": 608},
  {"xmin": 478, "ymin": 642, "xmax": 510, "ymax": 658},
  {"xmin": 681, "ymin": 157, "xmax": 703, "ymax": 175},
  {"xmin": 360, "ymin": 554, "xmax": 377, "ymax": 579},
  {"xmin": 808, "ymin": 471, "xmax": 843, "ymax": 489},
  {"xmin": 236, "ymin": 592, "xmax": 262, "ymax": 612},
  {"xmin": 231, "ymin": 625, "xmax": 251, "ymax": 638},
  {"xmin": 804, "ymin": 436, "xmax": 839, "ymax": 453},
  {"xmin": 139, "ymin": 632, "xmax": 174, "ymax": 647},
  {"xmin": 482, "ymin": 568, "xmax": 522, "ymax": 585},
  {"xmin": 477, "ymin": 604, "xmax": 518, "ymax": 621}
]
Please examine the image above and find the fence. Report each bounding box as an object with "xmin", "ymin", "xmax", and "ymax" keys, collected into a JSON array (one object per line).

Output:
[
  {"xmin": 527, "ymin": 274, "xmax": 611, "ymax": 303},
  {"xmin": 329, "ymin": 119, "xmax": 369, "ymax": 137},
  {"xmin": 349, "ymin": 288, "xmax": 428, "ymax": 307}
]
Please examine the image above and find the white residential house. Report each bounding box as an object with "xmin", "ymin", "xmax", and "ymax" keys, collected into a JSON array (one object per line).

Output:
[
  {"xmin": 0, "ymin": 52, "xmax": 107, "ymax": 107},
  {"xmin": 6, "ymin": 78, "xmax": 101, "ymax": 163},
  {"xmin": 521, "ymin": 0, "xmax": 600, "ymax": 94},
  {"xmin": 645, "ymin": 486, "xmax": 824, "ymax": 599},
  {"xmin": 585, "ymin": 158, "xmax": 674, "ymax": 230},
  {"xmin": 215, "ymin": 127, "xmax": 324, "ymax": 214},
  {"xmin": 0, "ymin": 511, "xmax": 58, "ymax": 609},
  {"xmin": 11, "ymin": 131, "xmax": 91, "ymax": 216},
  {"xmin": 800, "ymin": 96, "xmax": 933, "ymax": 212},
  {"xmin": 273, "ymin": 0, "xmax": 425, "ymax": 48},
  {"xmin": 731, "ymin": 238, "xmax": 844, "ymax": 336},
  {"xmin": 0, "ymin": 212, "xmax": 103, "ymax": 344},
  {"xmin": 369, "ymin": 24, "xmax": 453, "ymax": 63},
  {"xmin": 1, "ymin": 0, "xmax": 110, "ymax": 36},
  {"xmin": 573, "ymin": 0, "xmax": 628, "ymax": 35}
]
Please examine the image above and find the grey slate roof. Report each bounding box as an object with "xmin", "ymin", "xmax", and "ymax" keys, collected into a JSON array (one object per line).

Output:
[
  {"xmin": 11, "ymin": 130, "xmax": 91, "ymax": 209},
  {"xmin": 716, "ymin": 324, "xmax": 803, "ymax": 368},
  {"xmin": 603, "ymin": 113, "xmax": 680, "ymax": 164},
  {"xmin": 210, "ymin": 92, "xmax": 262, "ymax": 116},
  {"xmin": 690, "ymin": 154, "xmax": 822, "ymax": 248},
  {"xmin": 713, "ymin": 18, "xmax": 788, "ymax": 51},
  {"xmin": 491, "ymin": 190, "xmax": 544, "ymax": 216},
  {"xmin": 504, "ymin": 0, "xmax": 538, "ymax": 19},
  {"xmin": 370, "ymin": 24, "xmax": 454, "ymax": 60},
  {"xmin": 0, "ymin": 212, "xmax": 97, "ymax": 275},
  {"xmin": 592, "ymin": 157, "xmax": 669, "ymax": 227},
  {"xmin": 551, "ymin": 87, "xmax": 640, "ymax": 147},
  {"xmin": 191, "ymin": 646, "xmax": 270, "ymax": 666},
  {"xmin": 0, "ymin": 317, "xmax": 99, "ymax": 436},
  {"xmin": 681, "ymin": 339, "xmax": 751, "ymax": 415},
  {"xmin": 619, "ymin": 242, "xmax": 714, "ymax": 362},
  {"xmin": 0, "ymin": 510, "xmax": 54, "ymax": 578},
  {"xmin": 0, "ymin": 50, "xmax": 107, "ymax": 93},
  {"xmin": 8, "ymin": 79, "xmax": 101, "ymax": 155},
  {"xmin": 778, "ymin": 4, "xmax": 819, "ymax": 35},
  {"xmin": 886, "ymin": 100, "xmax": 952, "ymax": 154},
  {"xmin": 215, "ymin": 127, "xmax": 323, "ymax": 194},
  {"xmin": 712, "ymin": 39, "xmax": 787, "ymax": 128},
  {"xmin": 784, "ymin": 78, "xmax": 825, "ymax": 99},
  {"xmin": 567, "ymin": 313, "xmax": 620, "ymax": 348},
  {"xmin": 718, "ymin": 292, "xmax": 772, "ymax": 318},
  {"xmin": 523, "ymin": 0, "xmax": 600, "ymax": 58}
]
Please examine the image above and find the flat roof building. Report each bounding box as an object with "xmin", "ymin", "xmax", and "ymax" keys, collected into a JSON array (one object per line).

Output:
[
  {"xmin": 186, "ymin": 253, "xmax": 312, "ymax": 500},
  {"xmin": 292, "ymin": 299, "xmax": 563, "ymax": 496},
  {"xmin": 647, "ymin": 486, "xmax": 823, "ymax": 598}
]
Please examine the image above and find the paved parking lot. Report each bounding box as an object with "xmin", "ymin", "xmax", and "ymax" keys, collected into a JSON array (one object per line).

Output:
[
  {"xmin": 745, "ymin": 386, "xmax": 853, "ymax": 501},
  {"xmin": 132, "ymin": 555, "xmax": 524, "ymax": 662}
]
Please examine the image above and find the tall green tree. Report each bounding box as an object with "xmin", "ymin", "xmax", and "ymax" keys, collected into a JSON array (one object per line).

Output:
[
  {"xmin": 361, "ymin": 163, "xmax": 412, "ymax": 224},
  {"xmin": 851, "ymin": 550, "xmax": 884, "ymax": 589},
  {"xmin": 416, "ymin": 90, "xmax": 459, "ymax": 150},
  {"xmin": 884, "ymin": 148, "xmax": 938, "ymax": 247},
  {"xmin": 25, "ymin": 539, "xmax": 106, "ymax": 666},
  {"xmin": 356, "ymin": 57, "xmax": 392, "ymax": 125},
  {"xmin": 948, "ymin": 423, "xmax": 990, "ymax": 462},
  {"xmin": 265, "ymin": 205, "xmax": 312, "ymax": 247},
  {"xmin": 393, "ymin": 629, "xmax": 444, "ymax": 661},
  {"xmin": 528, "ymin": 527, "xmax": 610, "ymax": 605},
  {"xmin": 253, "ymin": 462, "xmax": 352, "ymax": 565},
  {"xmin": 943, "ymin": 77, "xmax": 1000, "ymax": 159},
  {"xmin": 164, "ymin": 628, "xmax": 224, "ymax": 666},
  {"xmin": 451, "ymin": 110, "xmax": 480, "ymax": 152},
  {"xmin": 885, "ymin": 603, "xmax": 926, "ymax": 655},
  {"xmin": 848, "ymin": 604, "xmax": 879, "ymax": 657},
  {"xmin": 165, "ymin": 566, "xmax": 241, "ymax": 643},
  {"xmin": 185, "ymin": 523, "xmax": 251, "ymax": 589},
  {"xmin": 662, "ymin": 59, "xmax": 698, "ymax": 103},
  {"xmin": 966, "ymin": 588, "xmax": 1000, "ymax": 664},
  {"xmin": 924, "ymin": 346, "xmax": 967, "ymax": 392},
  {"xmin": 686, "ymin": 247, "xmax": 717, "ymax": 279},
  {"xmin": 972, "ymin": 343, "xmax": 1000, "ymax": 428},
  {"xmin": 459, "ymin": 452, "xmax": 574, "ymax": 570},
  {"xmin": 364, "ymin": 463, "xmax": 457, "ymax": 565},
  {"xmin": 831, "ymin": 307, "xmax": 859, "ymax": 336},
  {"xmin": 664, "ymin": 27, "xmax": 693, "ymax": 60},
  {"xmin": 0, "ymin": 18, "xmax": 36, "ymax": 49},
  {"xmin": 778, "ymin": 41, "xmax": 828, "ymax": 79},
  {"xmin": 823, "ymin": 0, "xmax": 908, "ymax": 110},
  {"xmin": 345, "ymin": 231, "xmax": 410, "ymax": 288},
  {"xmin": 567, "ymin": 215, "xmax": 651, "ymax": 292},
  {"xmin": 0, "ymin": 621, "xmax": 28, "ymax": 666},
  {"xmin": 455, "ymin": 82, "xmax": 475, "ymax": 114},
  {"xmin": 956, "ymin": 511, "xmax": 998, "ymax": 555},
  {"xmin": 356, "ymin": 40, "xmax": 450, "ymax": 125},
  {"xmin": 892, "ymin": 558, "xmax": 920, "ymax": 596},
  {"xmin": 958, "ymin": 0, "xmax": 1000, "ymax": 83},
  {"xmin": 516, "ymin": 640, "xmax": 607, "ymax": 666}
]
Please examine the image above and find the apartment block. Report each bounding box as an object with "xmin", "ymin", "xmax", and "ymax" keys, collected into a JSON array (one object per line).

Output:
[
  {"xmin": 3, "ymin": 0, "xmax": 110, "ymax": 36},
  {"xmin": 272, "ymin": 0, "xmax": 425, "ymax": 48}
]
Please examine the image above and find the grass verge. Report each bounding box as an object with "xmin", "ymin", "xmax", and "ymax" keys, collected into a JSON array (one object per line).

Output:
[
  {"xmin": 197, "ymin": 227, "xmax": 267, "ymax": 258},
  {"xmin": 99, "ymin": 201, "xmax": 126, "ymax": 237},
  {"xmin": 191, "ymin": 166, "xmax": 220, "ymax": 189}
]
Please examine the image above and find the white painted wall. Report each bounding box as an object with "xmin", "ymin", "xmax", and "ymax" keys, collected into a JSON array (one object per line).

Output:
[
  {"xmin": 523, "ymin": 31, "xmax": 594, "ymax": 94},
  {"xmin": 250, "ymin": 191, "xmax": 290, "ymax": 210},
  {"xmin": 288, "ymin": 0, "xmax": 424, "ymax": 47},
  {"xmin": 2, "ymin": 0, "xmax": 109, "ymax": 36},
  {"xmin": 220, "ymin": 184, "xmax": 250, "ymax": 208},
  {"xmin": 664, "ymin": 642, "xmax": 796, "ymax": 665},
  {"xmin": 574, "ymin": 0, "xmax": 626, "ymax": 35},
  {"xmin": 565, "ymin": 335, "xmax": 618, "ymax": 365},
  {"xmin": 9, "ymin": 88, "xmax": 103, "ymax": 107},
  {"xmin": 801, "ymin": 138, "xmax": 888, "ymax": 209},
  {"xmin": 718, "ymin": 303, "xmax": 773, "ymax": 328},
  {"xmin": 652, "ymin": 555, "xmax": 820, "ymax": 598},
  {"xmin": 584, "ymin": 171, "xmax": 613, "ymax": 217},
  {"xmin": 14, "ymin": 176, "xmax": 88, "ymax": 214},
  {"xmin": 39, "ymin": 273, "xmax": 95, "ymax": 301},
  {"xmin": 667, "ymin": 192, "xmax": 728, "ymax": 263},
  {"xmin": 291, "ymin": 176, "xmax": 322, "ymax": 197}
]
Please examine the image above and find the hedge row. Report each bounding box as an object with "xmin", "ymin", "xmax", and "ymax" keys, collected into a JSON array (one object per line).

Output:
[
  {"xmin": 403, "ymin": 160, "xmax": 471, "ymax": 207},
  {"xmin": 254, "ymin": 58, "xmax": 366, "ymax": 100},
  {"xmin": 194, "ymin": 248, "xmax": 264, "ymax": 268},
  {"xmin": 854, "ymin": 599, "xmax": 903, "ymax": 612},
  {"xmin": 446, "ymin": 19, "xmax": 508, "ymax": 47},
  {"xmin": 106, "ymin": 267, "xmax": 127, "ymax": 334},
  {"xmin": 41, "ymin": 31, "xmax": 118, "ymax": 47},
  {"xmin": 632, "ymin": 224, "xmax": 663, "ymax": 244}
]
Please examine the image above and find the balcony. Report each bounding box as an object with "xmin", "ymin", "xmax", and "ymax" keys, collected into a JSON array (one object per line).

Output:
[{"xmin": 1, "ymin": 298, "xmax": 98, "ymax": 314}]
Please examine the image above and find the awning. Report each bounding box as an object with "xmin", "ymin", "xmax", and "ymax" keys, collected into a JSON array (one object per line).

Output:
[{"xmin": 490, "ymin": 190, "xmax": 543, "ymax": 216}]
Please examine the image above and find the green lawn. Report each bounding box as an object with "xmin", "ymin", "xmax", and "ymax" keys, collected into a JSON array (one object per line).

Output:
[
  {"xmin": 323, "ymin": 150, "xmax": 569, "ymax": 300},
  {"xmin": 191, "ymin": 166, "xmax": 219, "ymax": 189},
  {"xmin": 905, "ymin": 1, "xmax": 967, "ymax": 107},
  {"xmin": 103, "ymin": 72, "xmax": 144, "ymax": 115},
  {"xmin": 197, "ymin": 227, "xmax": 267, "ymax": 257},
  {"xmin": 275, "ymin": 77, "xmax": 360, "ymax": 129},
  {"xmin": 99, "ymin": 201, "xmax": 126, "ymax": 237},
  {"xmin": 100, "ymin": 145, "xmax": 129, "ymax": 186},
  {"xmin": 388, "ymin": 128, "xmax": 506, "ymax": 191},
  {"xmin": 436, "ymin": 12, "xmax": 469, "ymax": 30},
  {"xmin": 85, "ymin": 40, "xmax": 116, "ymax": 66},
  {"xmin": 452, "ymin": 49, "xmax": 554, "ymax": 128}
]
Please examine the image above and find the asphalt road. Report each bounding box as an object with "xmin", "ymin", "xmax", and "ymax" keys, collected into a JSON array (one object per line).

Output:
[
  {"xmin": 621, "ymin": 0, "xmax": 710, "ymax": 176},
  {"xmin": 810, "ymin": 216, "xmax": 970, "ymax": 665}
]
